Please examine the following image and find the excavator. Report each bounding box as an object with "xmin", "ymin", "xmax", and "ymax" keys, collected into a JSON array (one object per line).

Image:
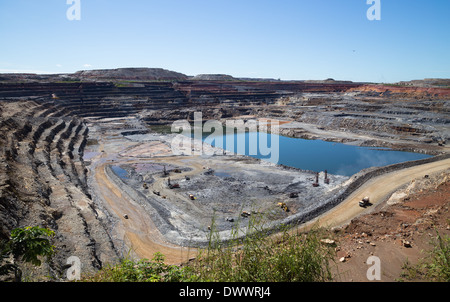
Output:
[
  {"xmin": 167, "ymin": 177, "xmax": 180, "ymax": 189},
  {"xmin": 277, "ymin": 202, "xmax": 289, "ymax": 212}
]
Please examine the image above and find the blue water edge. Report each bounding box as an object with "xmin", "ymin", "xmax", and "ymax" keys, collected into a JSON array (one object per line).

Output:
[{"xmin": 203, "ymin": 132, "xmax": 431, "ymax": 177}]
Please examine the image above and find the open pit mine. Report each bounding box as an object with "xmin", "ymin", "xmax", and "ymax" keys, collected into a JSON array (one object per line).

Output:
[{"xmin": 1, "ymin": 68, "xmax": 449, "ymax": 278}]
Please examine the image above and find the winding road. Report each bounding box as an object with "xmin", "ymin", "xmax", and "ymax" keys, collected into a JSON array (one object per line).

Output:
[{"xmin": 300, "ymin": 157, "xmax": 450, "ymax": 231}]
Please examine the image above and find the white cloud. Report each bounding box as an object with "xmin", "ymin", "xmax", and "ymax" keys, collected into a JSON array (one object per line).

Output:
[
  {"xmin": 56, "ymin": 64, "xmax": 63, "ymax": 68},
  {"xmin": 83, "ymin": 64, "xmax": 92, "ymax": 68}
]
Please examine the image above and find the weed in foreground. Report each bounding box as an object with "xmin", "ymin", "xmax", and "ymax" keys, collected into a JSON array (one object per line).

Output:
[
  {"xmin": 80, "ymin": 213, "xmax": 336, "ymax": 282},
  {"xmin": 191, "ymin": 214, "xmax": 335, "ymax": 282}
]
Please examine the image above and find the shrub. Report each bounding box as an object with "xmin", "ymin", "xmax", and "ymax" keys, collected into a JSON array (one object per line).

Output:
[
  {"xmin": 81, "ymin": 252, "xmax": 194, "ymax": 282},
  {"xmin": 399, "ymin": 230, "xmax": 450, "ymax": 282},
  {"xmin": 190, "ymin": 215, "xmax": 334, "ymax": 282},
  {"xmin": 426, "ymin": 231, "xmax": 450, "ymax": 281},
  {"xmin": 82, "ymin": 218, "xmax": 335, "ymax": 282},
  {"xmin": 0, "ymin": 226, "xmax": 55, "ymax": 282}
]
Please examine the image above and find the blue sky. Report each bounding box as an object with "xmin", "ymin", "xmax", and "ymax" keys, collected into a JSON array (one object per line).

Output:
[{"xmin": 0, "ymin": 0, "xmax": 449, "ymax": 82}]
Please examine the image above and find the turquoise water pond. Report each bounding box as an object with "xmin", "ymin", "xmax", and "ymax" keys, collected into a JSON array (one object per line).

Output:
[{"xmin": 203, "ymin": 132, "xmax": 431, "ymax": 176}]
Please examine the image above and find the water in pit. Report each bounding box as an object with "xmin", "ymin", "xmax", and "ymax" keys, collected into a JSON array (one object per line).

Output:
[
  {"xmin": 110, "ymin": 165, "xmax": 130, "ymax": 180},
  {"xmin": 203, "ymin": 132, "xmax": 432, "ymax": 176}
]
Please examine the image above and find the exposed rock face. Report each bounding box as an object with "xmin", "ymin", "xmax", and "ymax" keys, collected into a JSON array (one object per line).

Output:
[
  {"xmin": 0, "ymin": 101, "xmax": 118, "ymax": 279},
  {"xmin": 348, "ymin": 84, "xmax": 450, "ymax": 99},
  {"xmin": 395, "ymin": 78, "xmax": 450, "ymax": 88}
]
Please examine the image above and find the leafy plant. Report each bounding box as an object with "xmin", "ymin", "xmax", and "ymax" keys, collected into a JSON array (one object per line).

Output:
[
  {"xmin": 81, "ymin": 252, "xmax": 194, "ymax": 282},
  {"xmin": 0, "ymin": 226, "xmax": 55, "ymax": 282}
]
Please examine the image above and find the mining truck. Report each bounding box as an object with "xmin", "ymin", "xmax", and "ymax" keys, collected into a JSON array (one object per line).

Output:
[{"xmin": 359, "ymin": 196, "xmax": 370, "ymax": 207}]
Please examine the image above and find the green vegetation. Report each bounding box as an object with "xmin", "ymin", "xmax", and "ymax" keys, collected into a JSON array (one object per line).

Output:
[
  {"xmin": 147, "ymin": 124, "xmax": 174, "ymax": 134},
  {"xmin": 428, "ymin": 231, "xmax": 450, "ymax": 281},
  {"xmin": 81, "ymin": 216, "xmax": 335, "ymax": 282},
  {"xmin": 399, "ymin": 230, "xmax": 450, "ymax": 282},
  {"xmin": 191, "ymin": 224, "xmax": 334, "ymax": 282},
  {"xmin": 81, "ymin": 252, "xmax": 193, "ymax": 282},
  {"xmin": 0, "ymin": 226, "xmax": 55, "ymax": 282},
  {"xmin": 2, "ymin": 224, "xmax": 447, "ymax": 282}
]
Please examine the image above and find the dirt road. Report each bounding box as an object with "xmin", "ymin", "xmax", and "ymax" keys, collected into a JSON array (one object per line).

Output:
[
  {"xmin": 93, "ymin": 159, "xmax": 196, "ymax": 264},
  {"xmin": 300, "ymin": 158, "xmax": 450, "ymax": 231}
]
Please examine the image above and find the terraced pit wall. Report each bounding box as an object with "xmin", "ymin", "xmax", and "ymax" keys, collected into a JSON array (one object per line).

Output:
[
  {"xmin": 0, "ymin": 108, "xmax": 118, "ymax": 279},
  {"xmin": 0, "ymin": 81, "xmax": 364, "ymax": 121}
]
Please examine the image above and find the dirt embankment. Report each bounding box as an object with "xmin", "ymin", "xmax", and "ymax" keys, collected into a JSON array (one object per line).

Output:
[
  {"xmin": 301, "ymin": 157, "xmax": 450, "ymax": 230},
  {"xmin": 293, "ymin": 156, "xmax": 450, "ymax": 231},
  {"xmin": 330, "ymin": 169, "xmax": 450, "ymax": 282},
  {"xmin": 348, "ymin": 84, "xmax": 450, "ymax": 98}
]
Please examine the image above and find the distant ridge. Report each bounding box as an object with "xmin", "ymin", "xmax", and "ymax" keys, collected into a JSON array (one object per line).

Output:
[
  {"xmin": 73, "ymin": 67, "xmax": 188, "ymax": 81},
  {"xmin": 190, "ymin": 74, "xmax": 237, "ymax": 81},
  {"xmin": 0, "ymin": 67, "xmax": 448, "ymax": 87}
]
